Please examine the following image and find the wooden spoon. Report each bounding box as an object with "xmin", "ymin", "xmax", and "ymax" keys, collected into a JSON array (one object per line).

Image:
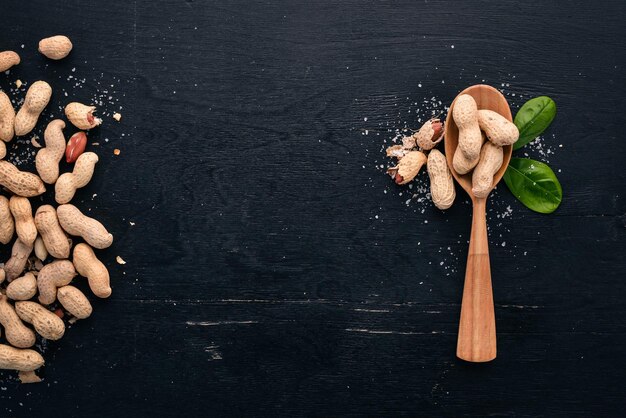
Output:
[{"xmin": 444, "ymin": 84, "xmax": 513, "ymax": 362}]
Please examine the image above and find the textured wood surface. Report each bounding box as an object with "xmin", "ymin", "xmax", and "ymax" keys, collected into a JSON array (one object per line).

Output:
[{"xmin": 1, "ymin": 0, "xmax": 625, "ymax": 416}]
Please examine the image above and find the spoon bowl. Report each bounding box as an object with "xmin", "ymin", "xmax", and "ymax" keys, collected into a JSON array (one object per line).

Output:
[
  {"xmin": 445, "ymin": 84, "xmax": 513, "ymax": 197},
  {"xmin": 444, "ymin": 84, "xmax": 513, "ymax": 363}
]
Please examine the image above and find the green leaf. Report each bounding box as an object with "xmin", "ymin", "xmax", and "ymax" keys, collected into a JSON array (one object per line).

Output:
[
  {"xmin": 503, "ymin": 158, "xmax": 562, "ymax": 214},
  {"xmin": 513, "ymin": 96, "xmax": 556, "ymax": 150}
]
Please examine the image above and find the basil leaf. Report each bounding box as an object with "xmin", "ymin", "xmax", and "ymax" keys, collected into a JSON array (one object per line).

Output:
[
  {"xmin": 513, "ymin": 96, "xmax": 556, "ymax": 150},
  {"xmin": 503, "ymin": 158, "xmax": 562, "ymax": 214}
]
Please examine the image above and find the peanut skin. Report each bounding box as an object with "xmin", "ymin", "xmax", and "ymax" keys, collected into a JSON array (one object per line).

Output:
[
  {"xmin": 4, "ymin": 238, "xmax": 33, "ymax": 281},
  {"xmin": 477, "ymin": 109, "xmax": 519, "ymax": 146},
  {"xmin": 472, "ymin": 142, "xmax": 504, "ymax": 198},
  {"xmin": 36, "ymin": 119, "xmax": 66, "ymax": 184},
  {"xmin": 15, "ymin": 301, "xmax": 65, "ymax": 341},
  {"xmin": 57, "ymin": 204, "xmax": 113, "ymax": 249},
  {"xmin": 65, "ymin": 131, "xmax": 87, "ymax": 163},
  {"xmin": 6, "ymin": 272, "xmax": 38, "ymax": 301},
  {"xmin": 0, "ymin": 295, "xmax": 36, "ymax": 348},
  {"xmin": 427, "ymin": 149, "xmax": 456, "ymax": 210},
  {"xmin": 0, "ymin": 51, "xmax": 20, "ymax": 72},
  {"xmin": 0, "ymin": 161, "xmax": 46, "ymax": 197},
  {"xmin": 38, "ymin": 35, "xmax": 73, "ymax": 60},
  {"xmin": 0, "ymin": 90, "xmax": 16, "ymax": 142},
  {"xmin": 65, "ymin": 102, "xmax": 102, "ymax": 130},
  {"xmin": 37, "ymin": 260, "xmax": 77, "ymax": 305},
  {"xmin": 0, "ymin": 196, "xmax": 15, "ymax": 245},
  {"xmin": 55, "ymin": 152, "xmax": 99, "ymax": 204},
  {"xmin": 57, "ymin": 286, "xmax": 93, "ymax": 319},
  {"xmin": 414, "ymin": 119, "xmax": 444, "ymax": 151},
  {"xmin": 453, "ymin": 94, "xmax": 482, "ymax": 160},
  {"xmin": 73, "ymin": 243, "xmax": 111, "ymax": 298},
  {"xmin": 14, "ymin": 81, "xmax": 52, "ymax": 137},
  {"xmin": 35, "ymin": 205, "xmax": 70, "ymax": 259},
  {"xmin": 387, "ymin": 150, "xmax": 428, "ymax": 185},
  {"xmin": 9, "ymin": 196, "xmax": 37, "ymax": 246},
  {"xmin": 0, "ymin": 344, "xmax": 44, "ymax": 372}
]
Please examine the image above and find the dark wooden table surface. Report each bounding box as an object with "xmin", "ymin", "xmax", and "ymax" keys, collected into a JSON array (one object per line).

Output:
[{"xmin": 1, "ymin": 1, "xmax": 625, "ymax": 416}]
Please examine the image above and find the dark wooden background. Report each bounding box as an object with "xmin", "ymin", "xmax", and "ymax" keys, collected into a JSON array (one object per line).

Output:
[{"xmin": 1, "ymin": 1, "xmax": 625, "ymax": 416}]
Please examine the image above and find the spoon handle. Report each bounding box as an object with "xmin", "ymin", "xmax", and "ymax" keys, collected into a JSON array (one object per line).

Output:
[{"xmin": 456, "ymin": 198, "xmax": 497, "ymax": 362}]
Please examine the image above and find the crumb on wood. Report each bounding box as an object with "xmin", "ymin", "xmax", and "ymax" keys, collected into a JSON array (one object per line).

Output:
[
  {"xmin": 113, "ymin": 112, "xmax": 122, "ymax": 121},
  {"xmin": 116, "ymin": 256, "xmax": 126, "ymax": 265},
  {"xmin": 113, "ymin": 149, "xmax": 120, "ymax": 155}
]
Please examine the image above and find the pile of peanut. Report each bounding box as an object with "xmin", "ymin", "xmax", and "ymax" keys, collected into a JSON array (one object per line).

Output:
[
  {"xmin": 0, "ymin": 36, "xmax": 113, "ymax": 383},
  {"xmin": 386, "ymin": 94, "xmax": 519, "ymax": 207}
]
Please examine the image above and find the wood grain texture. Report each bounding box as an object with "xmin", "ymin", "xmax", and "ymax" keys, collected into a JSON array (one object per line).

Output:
[
  {"xmin": 457, "ymin": 198, "xmax": 497, "ymax": 362},
  {"xmin": 1, "ymin": 0, "xmax": 626, "ymax": 417}
]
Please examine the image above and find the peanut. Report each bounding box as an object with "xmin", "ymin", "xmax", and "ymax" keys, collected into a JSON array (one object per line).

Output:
[
  {"xmin": 38, "ymin": 35, "xmax": 73, "ymax": 60},
  {"xmin": 477, "ymin": 109, "xmax": 519, "ymax": 146},
  {"xmin": 57, "ymin": 286, "xmax": 92, "ymax": 319},
  {"xmin": 65, "ymin": 102, "xmax": 102, "ymax": 130},
  {"xmin": 386, "ymin": 151, "xmax": 427, "ymax": 185},
  {"xmin": 0, "ymin": 295, "xmax": 36, "ymax": 348},
  {"xmin": 4, "ymin": 238, "xmax": 33, "ymax": 281},
  {"xmin": 65, "ymin": 131, "xmax": 87, "ymax": 163},
  {"xmin": 427, "ymin": 149, "xmax": 456, "ymax": 210},
  {"xmin": 34, "ymin": 236, "xmax": 48, "ymax": 261},
  {"xmin": 0, "ymin": 195, "xmax": 15, "ymax": 244},
  {"xmin": 55, "ymin": 152, "xmax": 99, "ymax": 204},
  {"xmin": 452, "ymin": 147, "xmax": 479, "ymax": 175},
  {"xmin": 0, "ymin": 90, "xmax": 16, "ymax": 142},
  {"xmin": 15, "ymin": 301, "xmax": 65, "ymax": 340},
  {"xmin": 414, "ymin": 119, "xmax": 444, "ymax": 151},
  {"xmin": 471, "ymin": 142, "xmax": 503, "ymax": 198},
  {"xmin": 0, "ymin": 344, "xmax": 44, "ymax": 372},
  {"xmin": 452, "ymin": 132, "xmax": 485, "ymax": 175},
  {"xmin": 0, "ymin": 269, "xmax": 5, "ymax": 285},
  {"xmin": 35, "ymin": 119, "xmax": 66, "ymax": 184},
  {"xmin": 0, "ymin": 161, "xmax": 46, "ymax": 197},
  {"xmin": 14, "ymin": 81, "xmax": 52, "ymax": 136},
  {"xmin": 34, "ymin": 205, "xmax": 70, "ymax": 259},
  {"xmin": 57, "ymin": 204, "xmax": 113, "ymax": 249},
  {"xmin": 19, "ymin": 370, "xmax": 42, "ymax": 384},
  {"xmin": 0, "ymin": 51, "xmax": 20, "ymax": 72},
  {"xmin": 37, "ymin": 260, "xmax": 77, "ymax": 305},
  {"xmin": 452, "ymin": 94, "xmax": 482, "ymax": 160},
  {"xmin": 6, "ymin": 272, "xmax": 37, "ymax": 301},
  {"xmin": 9, "ymin": 196, "xmax": 37, "ymax": 246},
  {"xmin": 73, "ymin": 243, "xmax": 111, "ymax": 298}
]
